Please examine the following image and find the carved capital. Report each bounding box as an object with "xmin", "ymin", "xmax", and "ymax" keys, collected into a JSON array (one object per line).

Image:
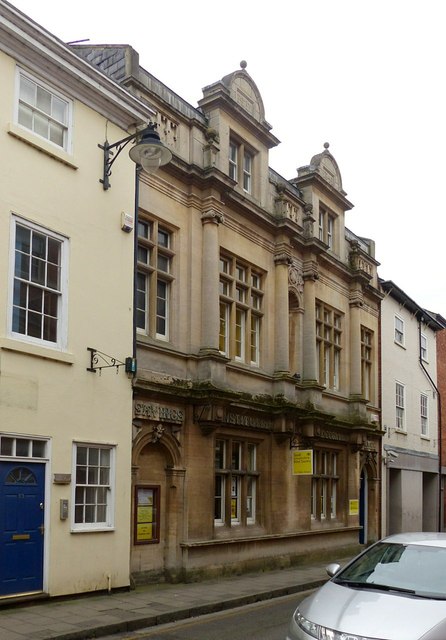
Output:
[
  {"xmin": 274, "ymin": 252, "xmax": 292, "ymax": 266},
  {"xmin": 204, "ymin": 127, "xmax": 220, "ymax": 144},
  {"xmin": 302, "ymin": 259, "xmax": 319, "ymax": 281},
  {"xmin": 201, "ymin": 209, "xmax": 224, "ymax": 225}
]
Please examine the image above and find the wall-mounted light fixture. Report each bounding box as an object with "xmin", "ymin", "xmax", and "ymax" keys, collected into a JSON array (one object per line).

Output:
[{"xmin": 99, "ymin": 123, "xmax": 172, "ymax": 190}]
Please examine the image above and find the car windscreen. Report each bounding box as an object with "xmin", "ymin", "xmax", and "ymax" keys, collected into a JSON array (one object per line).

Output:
[{"xmin": 333, "ymin": 542, "xmax": 446, "ymax": 598}]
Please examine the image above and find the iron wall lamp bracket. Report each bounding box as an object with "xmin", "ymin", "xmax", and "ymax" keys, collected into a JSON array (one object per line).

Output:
[{"xmin": 99, "ymin": 123, "xmax": 172, "ymax": 190}]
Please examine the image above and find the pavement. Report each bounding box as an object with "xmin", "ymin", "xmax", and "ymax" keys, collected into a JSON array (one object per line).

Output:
[{"xmin": 0, "ymin": 557, "xmax": 352, "ymax": 640}]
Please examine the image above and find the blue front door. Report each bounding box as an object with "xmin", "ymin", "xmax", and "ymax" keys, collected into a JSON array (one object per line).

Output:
[{"xmin": 0, "ymin": 462, "xmax": 45, "ymax": 596}]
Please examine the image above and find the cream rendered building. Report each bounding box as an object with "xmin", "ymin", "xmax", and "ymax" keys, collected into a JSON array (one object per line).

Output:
[
  {"xmin": 72, "ymin": 46, "xmax": 384, "ymax": 583},
  {"xmin": 380, "ymin": 280, "xmax": 442, "ymax": 534},
  {"xmin": 0, "ymin": 2, "xmax": 153, "ymax": 598}
]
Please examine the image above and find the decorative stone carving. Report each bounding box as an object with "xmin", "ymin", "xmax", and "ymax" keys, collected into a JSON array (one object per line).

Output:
[
  {"xmin": 349, "ymin": 240, "xmax": 373, "ymax": 281},
  {"xmin": 297, "ymin": 143, "xmax": 346, "ymax": 195},
  {"xmin": 302, "ymin": 203, "xmax": 314, "ymax": 238},
  {"xmin": 201, "ymin": 209, "xmax": 224, "ymax": 225},
  {"xmin": 205, "ymin": 127, "xmax": 219, "ymax": 144},
  {"xmin": 288, "ymin": 262, "xmax": 304, "ymax": 297},
  {"xmin": 151, "ymin": 423, "xmax": 165, "ymax": 442},
  {"xmin": 274, "ymin": 252, "xmax": 292, "ymax": 266},
  {"xmin": 302, "ymin": 259, "xmax": 319, "ymax": 281}
]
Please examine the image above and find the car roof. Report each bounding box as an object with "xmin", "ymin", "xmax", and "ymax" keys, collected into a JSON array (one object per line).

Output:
[{"xmin": 382, "ymin": 532, "xmax": 446, "ymax": 548}]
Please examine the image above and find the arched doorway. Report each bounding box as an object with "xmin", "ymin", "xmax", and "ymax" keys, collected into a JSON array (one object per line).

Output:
[
  {"xmin": 131, "ymin": 428, "xmax": 184, "ymax": 583},
  {"xmin": 359, "ymin": 451, "xmax": 380, "ymax": 545}
]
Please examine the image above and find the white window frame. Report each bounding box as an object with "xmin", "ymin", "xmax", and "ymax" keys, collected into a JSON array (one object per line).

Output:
[
  {"xmin": 243, "ymin": 151, "xmax": 252, "ymax": 194},
  {"xmin": 311, "ymin": 450, "xmax": 339, "ymax": 522},
  {"xmin": 214, "ymin": 439, "xmax": 258, "ymax": 527},
  {"xmin": 229, "ymin": 137, "xmax": 255, "ymax": 195},
  {"xmin": 250, "ymin": 314, "xmax": 260, "ymax": 366},
  {"xmin": 246, "ymin": 443, "xmax": 256, "ymax": 524},
  {"xmin": 318, "ymin": 211, "xmax": 324, "ymax": 242},
  {"xmin": 72, "ymin": 443, "xmax": 116, "ymax": 532},
  {"xmin": 421, "ymin": 393, "xmax": 429, "ymax": 436},
  {"xmin": 214, "ymin": 474, "xmax": 225, "ymax": 525},
  {"xmin": 316, "ymin": 302, "xmax": 342, "ymax": 390},
  {"xmin": 395, "ymin": 382, "xmax": 405, "ymax": 431},
  {"xmin": 155, "ymin": 278, "xmax": 169, "ymax": 340},
  {"xmin": 137, "ymin": 218, "xmax": 174, "ymax": 341},
  {"xmin": 8, "ymin": 215, "xmax": 68, "ymax": 350},
  {"xmin": 420, "ymin": 333, "xmax": 428, "ymax": 362},
  {"xmin": 231, "ymin": 475, "xmax": 241, "ymax": 524},
  {"xmin": 327, "ymin": 216, "xmax": 333, "ymax": 249},
  {"xmin": 219, "ymin": 254, "xmax": 263, "ymax": 365},
  {"xmin": 136, "ymin": 271, "xmax": 148, "ymax": 332},
  {"xmin": 15, "ymin": 68, "xmax": 72, "ymax": 152},
  {"xmin": 394, "ymin": 315, "xmax": 405, "ymax": 346},
  {"xmin": 318, "ymin": 206, "xmax": 335, "ymax": 248},
  {"xmin": 361, "ymin": 327, "xmax": 373, "ymax": 400},
  {"xmin": 214, "ymin": 439, "xmax": 226, "ymax": 526},
  {"xmin": 219, "ymin": 302, "xmax": 230, "ymax": 355},
  {"xmin": 0, "ymin": 434, "xmax": 49, "ymax": 459},
  {"xmin": 235, "ymin": 307, "xmax": 246, "ymax": 361},
  {"xmin": 229, "ymin": 142, "xmax": 238, "ymax": 181}
]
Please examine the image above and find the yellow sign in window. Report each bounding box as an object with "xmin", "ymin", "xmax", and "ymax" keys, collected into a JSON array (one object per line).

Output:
[
  {"xmin": 292, "ymin": 449, "xmax": 314, "ymax": 475},
  {"xmin": 136, "ymin": 523, "xmax": 153, "ymax": 541},
  {"xmin": 349, "ymin": 499, "xmax": 359, "ymax": 516},
  {"xmin": 135, "ymin": 486, "xmax": 158, "ymax": 544}
]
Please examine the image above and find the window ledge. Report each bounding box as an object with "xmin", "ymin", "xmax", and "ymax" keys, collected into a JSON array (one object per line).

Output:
[
  {"xmin": 8, "ymin": 123, "xmax": 78, "ymax": 169},
  {"xmin": 394, "ymin": 428, "xmax": 407, "ymax": 435},
  {"xmin": 71, "ymin": 527, "xmax": 115, "ymax": 534},
  {"xmin": 394, "ymin": 340, "xmax": 406, "ymax": 349},
  {"xmin": 0, "ymin": 337, "xmax": 74, "ymax": 364},
  {"xmin": 181, "ymin": 526, "xmax": 359, "ymax": 548}
]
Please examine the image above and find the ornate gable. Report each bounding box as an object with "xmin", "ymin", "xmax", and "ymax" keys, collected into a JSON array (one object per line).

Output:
[
  {"xmin": 308, "ymin": 143, "xmax": 343, "ymax": 191},
  {"xmin": 220, "ymin": 61, "xmax": 265, "ymax": 124}
]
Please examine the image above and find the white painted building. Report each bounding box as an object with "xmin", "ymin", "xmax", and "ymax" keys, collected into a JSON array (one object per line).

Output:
[
  {"xmin": 0, "ymin": 0, "xmax": 153, "ymax": 598},
  {"xmin": 380, "ymin": 280, "xmax": 443, "ymax": 534}
]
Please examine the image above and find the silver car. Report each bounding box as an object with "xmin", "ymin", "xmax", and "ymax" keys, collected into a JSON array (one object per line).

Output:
[{"xmin": 286, "ymin": 532, "xmax": 446, "ymax": 640}]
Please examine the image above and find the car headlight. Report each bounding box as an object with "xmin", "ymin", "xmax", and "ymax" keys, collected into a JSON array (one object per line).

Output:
[{"xmin": 294, "ymin": 609, "xmax": 385, "ymax": 640}]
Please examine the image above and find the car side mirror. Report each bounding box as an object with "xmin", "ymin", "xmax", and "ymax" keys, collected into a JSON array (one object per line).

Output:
[{"xmin": 326, "ymin": 562, "xmax": 341, "ymax": 577}]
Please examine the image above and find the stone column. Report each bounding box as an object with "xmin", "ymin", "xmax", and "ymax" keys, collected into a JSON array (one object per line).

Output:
[
  {"xmin": 302, "ymin": 260, "xmax": 319, "ymax": 383},
  {"xmin": 165, "ymin": 467, "xmax": 186, "ymax": 576},
  {"xmin": 274, "ymin": 253, "xmax": 291, "ymax": 375},
  {"xmin": 200, "ymin": 210, "xmax": 224, "ymax": 354}
]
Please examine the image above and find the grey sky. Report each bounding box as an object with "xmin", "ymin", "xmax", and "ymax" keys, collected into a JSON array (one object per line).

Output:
[{"xmin": 11, "ymin": 0, "xmax": 446, "ymax": 315}]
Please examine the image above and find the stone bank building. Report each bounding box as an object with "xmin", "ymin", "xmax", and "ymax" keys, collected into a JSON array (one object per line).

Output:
[{"xmin": 74, "ymin": 47, "xmax": 383, "ymax": 583}]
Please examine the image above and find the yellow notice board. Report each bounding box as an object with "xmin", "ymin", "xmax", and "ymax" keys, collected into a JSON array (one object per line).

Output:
[
  {"xmin": 292, "ymin": 449, "xmax": 314, "ymax": 475},
  {"xmin": 137, "ymin": 506, "xmax": 153, "ymax": 524},
  {"xmin": 349, "ymin": 499, "xmax": 359, "ymax": 516},
  {"xmin": 136, "ymin": 523, "xmax": 153, "ymax": 541}
]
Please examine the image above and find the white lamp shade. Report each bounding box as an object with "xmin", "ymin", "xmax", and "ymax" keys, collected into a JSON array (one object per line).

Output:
[{"xmin": 129, "ymin": 126, "xmax": 172, "ymax": 174}]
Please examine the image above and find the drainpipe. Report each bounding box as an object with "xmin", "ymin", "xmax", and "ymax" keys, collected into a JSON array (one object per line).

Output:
[
  {"xmin": 132, "ymin": 166, "xmax": 141, "ymax": 364},
  {"xmin": 419, "ymin": 318, "xmax": 442, "ymax": 531}
]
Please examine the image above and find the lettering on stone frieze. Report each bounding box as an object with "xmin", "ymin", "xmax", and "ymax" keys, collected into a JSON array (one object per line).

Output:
[
  {"xmin": 225, "ymin": 412, "xmax": 274, "ymax": 430},
  {"xmin": 134, "ymin": 402, "xmax": 184, "ymax": 424},
  {"xmin": 314, "ymin": 428, "xmax": 344, "ymax": 441},
  {"xmin": 235, "ymin": 88, "xmax": 255, "ymax": 116}
]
